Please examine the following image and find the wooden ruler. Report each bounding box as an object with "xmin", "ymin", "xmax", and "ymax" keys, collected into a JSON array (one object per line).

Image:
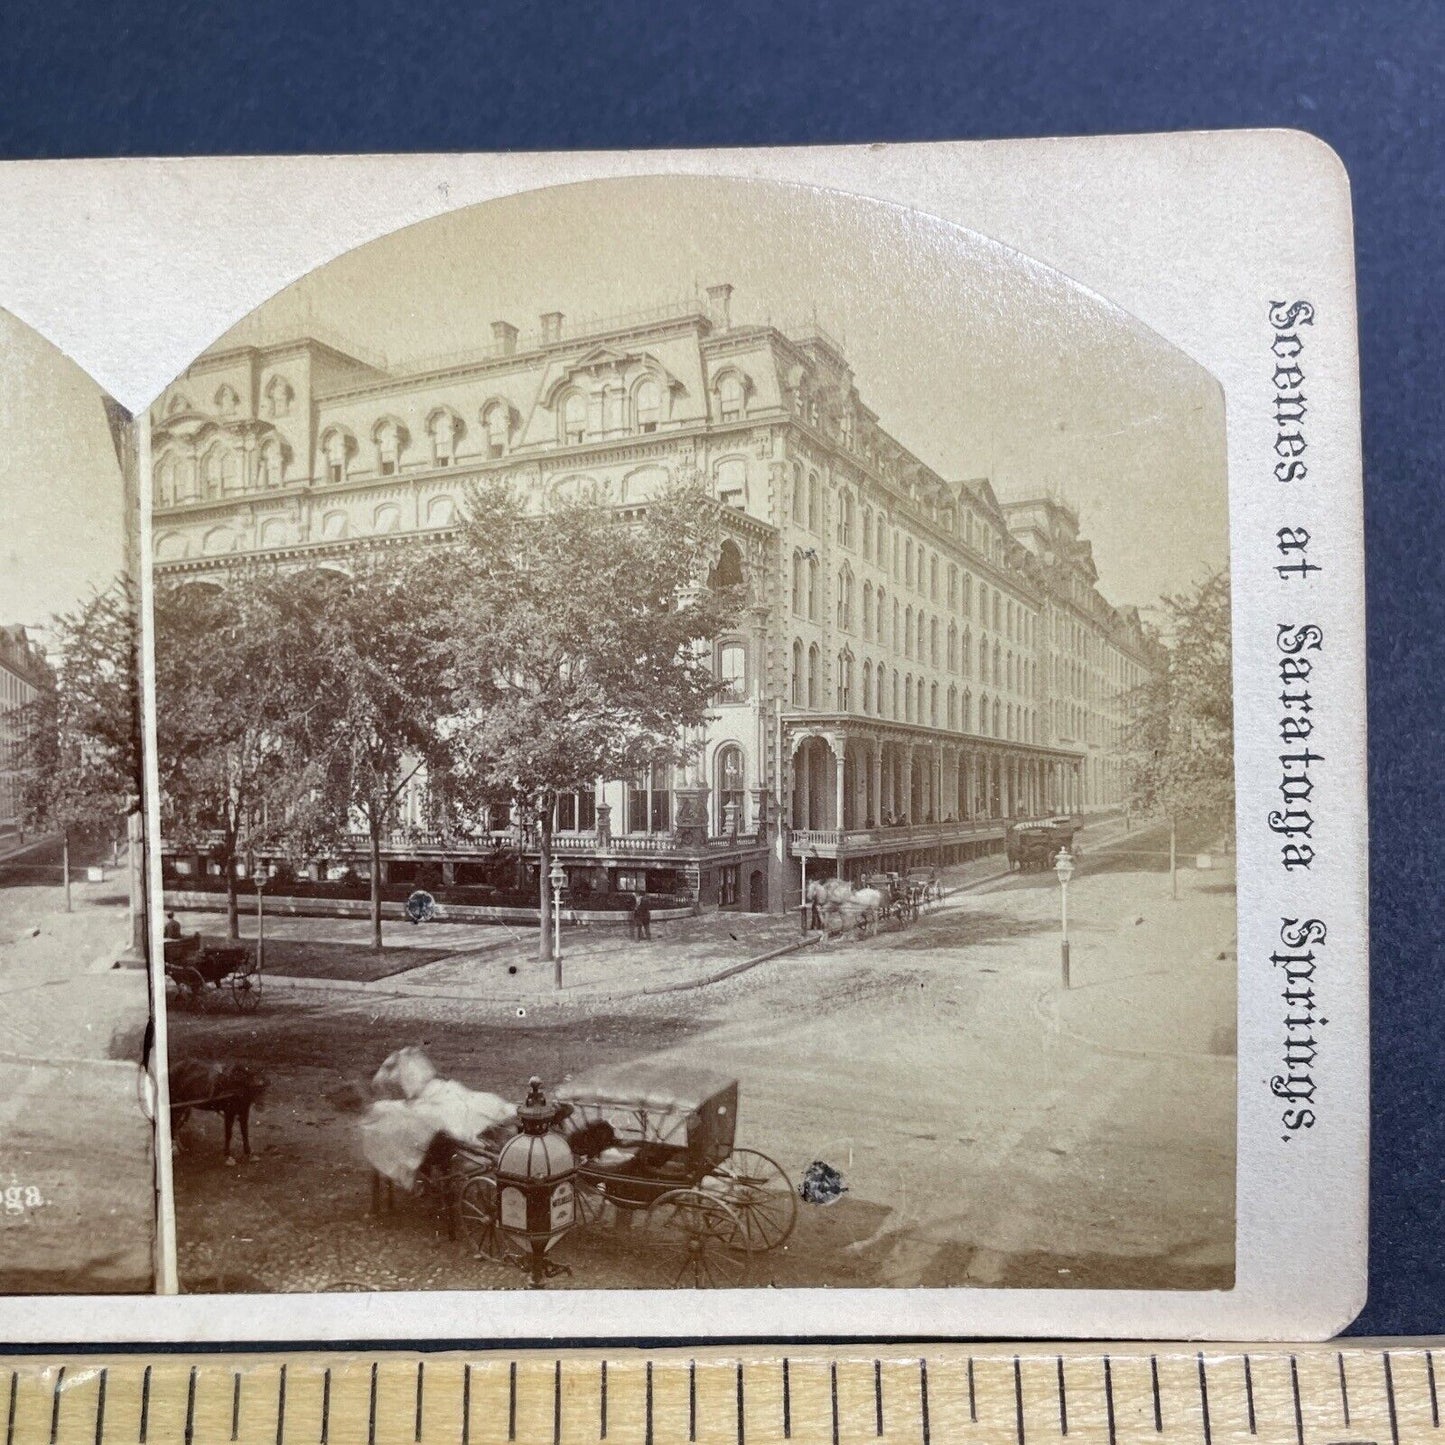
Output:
[{"xmin": 0, "ymin": 1344, "xmax": 1437, "ymax": 1445}]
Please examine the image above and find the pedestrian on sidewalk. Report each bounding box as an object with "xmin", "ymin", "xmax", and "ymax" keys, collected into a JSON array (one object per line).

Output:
[
  {"xmin": 163, "ymin": 911, "xmax": 183, "ymax": 941},
  {"xmin": 632, "ymin": 891, "xmax": 652, "ymax": 941}
]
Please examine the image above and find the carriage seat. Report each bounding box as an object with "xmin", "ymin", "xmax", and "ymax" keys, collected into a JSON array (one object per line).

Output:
[{"xmin": 163, "ymin": 934, "xmax": 201, "ymax": 967}]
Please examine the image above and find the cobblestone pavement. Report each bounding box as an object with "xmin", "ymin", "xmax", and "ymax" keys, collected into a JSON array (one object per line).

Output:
[
  {"xmin": 168, "ymin": 819, "xmax": 1235, "ymax": 1294},
  {"xmin": 0, "ymin": 864, "xmax": 155, "ymax": 1293}
]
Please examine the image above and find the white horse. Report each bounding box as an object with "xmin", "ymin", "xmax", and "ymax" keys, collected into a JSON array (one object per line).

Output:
[{"xmin": 806, "ymin": 879, "xmax": 887, "ymax": 939}]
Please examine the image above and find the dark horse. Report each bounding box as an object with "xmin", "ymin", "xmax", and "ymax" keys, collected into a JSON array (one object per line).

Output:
[{"xmin": 169, "ymin": 1059, "xmax": 268, "ymax": 1164}]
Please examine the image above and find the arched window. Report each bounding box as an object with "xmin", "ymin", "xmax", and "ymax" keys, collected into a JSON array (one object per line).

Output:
[
  {"xmin": 716, "ymin": 745, "xmax": 746, "ymax": 832},
  {"xmin": 904, "ymin": 605, "xmax": 914, "ymax": 658},
  {"xmin": 963, "ymin": 627, "xmax": 973, "ymax": 677},
  {"xmin": 930, "ymin": 617, "xmax": 939, "ymax": 667},
  {"xmin": 807, "ymin": 556, "xmax": 819, "ymax": 620},
  {"xmin": 483, "ymin": 402, "xmax": 510, "ymax": 458},
  {"xmin": 904, "ymin": 674, "xmax": 914, "ymax": 722},
  {"xmin": 837, "ymin": 567, "xmax": 854, "ymax": 631},
  {"xmin": 876, "ymin": 587, "xmax": 886, "ymax": 644},
  {"xmin": 876, "ymin": 666, "xmax": 886, "ymax": 717},
  {"xmin": 635, "ymin": 378, "xmax": 662, "ymax": 433},
  {"xmin": 791, "ymin": 552, "xmax": 804, "ymax": 614},
  {"xmin": 374, "ymin": 420, "xmax": 404, "ymax": 476},
  {"xmin": 807, "ymin": 472, "xmax": 820, "ymax": 533},
  {"xmin": 993, "ymin": 698, "xmax": 1002, "ymax": 735},
  {"xmin": 717, "ymin": 373, "xmax": 745, "ymax": 422},
  {"xmin": 963, "ymin": 573, "xmax": 973, "ymax": 616},
  {"xmin": 836, "ymin": 652, "xmax": 852, "ymax": 710},
  {"xmin": 155, "ymin": 451, "xmax": 181, "ymax": 506},
  {"xmin": 717, "ymin": 641, "xmax": 746, "ymax": 701},
  {"xmin": 993, "ymin": 592, "xmax": 1002, "ymax": 631},
  {"xmin": 876, "ymin": 519, "xmax": 887, "ymax": 567},
  {"xmin": 862, "ymin": 506, "xmax": 873, "ymax": 554},
  {"xmin": 709, "ymin": 539, "xmax": 745, "ymax": 590},
  {"xmin": 791, "ymin": 640, "xmax": 804, "ymax": 706},
  {"xmin": 930, "ymin": 683, "xmax": 938, "ymax": 727},
  {"xmin": 837, "ymin": 490, "xmax": 854, "ymax": 548},
  {"xmin": 891, "ymin": 670, "xmax": 900, "ymax": 719},
  {"xmin": 562, "ymin": 391, "xmax": 587, "ymax": 445},
  {"xmin": 862, "ymin": 582, "xmax": 873, "ymax": 635},
  {"xmin": 905, "ymin": 539, "xmax": 914, "ymax": 589},
  {"xmin": 862, "ymin": 660, "xmax": 873, "ymax": 714},
  {"xmin": 430, "ymin": 410, "xmax": 458, "ymax": 467},
  {"xmin": 807, "ymin": 645, "xmax": 820, "ymax": 708},
  {"xmin": 980, "ymin": 643, "xmax": 990, "ymax": 685},
  {"xmin": 892, "ymin": 598, "xmax": 901, "ymax": 653},
  {"xmin": 993, "ymin": 640, "xmax": 1002, "ymax": 682},
  {"xmin": 792, "ymin": 462, "xmax": 806, "ymax": 522},
  {"xmin": 322, "ymin": 430, "xmax": 349, "ymax": 484},
  {"xmin": 263, "ymin": 376, "xmax": 293, "ymax": 418},
  {"xmin": 917, "ymin": 677, "xmax": 925, "ymax": 719},
  {"xmin": 259, "ymin": 437, "xmax": 283, "ymax": 489},
  {"xmin": 948, "ymin": 685, "xmax": 958, "ymax": 730},
  {"xmin": 214, "ymin": 384, "xmax": 239, "ymax": 417},
  {"xmin": 200, "ymin": 444, "xmax": 238, "ymax": 498},
  {"xmin": 929, "ymin": 555, "xmax": 938, "ymax": 600},
  {"xmin": 714, "ymin": 457, "xmax": 747, "ymax": 510},
  {"xmin": 979, "ymin": 693, "xmax": 990, "ymax": 735},
  {"xmin": 947, "ymin": 622, "xmax": 958, "ymax": 672},
  {"xmin": 963, "ymin": 689, "xmax": 972, "ymax": 731}
]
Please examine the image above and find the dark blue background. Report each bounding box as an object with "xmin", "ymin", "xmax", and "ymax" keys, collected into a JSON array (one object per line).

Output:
[{"xmin": 0, "ymin": 0, "xmax": 1438, "ymax": 1337}]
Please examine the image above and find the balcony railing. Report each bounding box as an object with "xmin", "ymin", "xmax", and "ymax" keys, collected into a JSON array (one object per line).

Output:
[{"xmin": 788, "ymin": 817, "xmax": 1007, "ymax": 854}]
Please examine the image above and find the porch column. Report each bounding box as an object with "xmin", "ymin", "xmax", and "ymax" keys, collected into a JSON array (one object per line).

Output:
[
  {"xmin": 903, "ymin": 744, "xmax": 916, "ymax": 822},
  {"xmin": 870, "ymin": 740, "xmax": 883, "ymax": 828},
  {"xmin": 799, "ymin": 742, "xmax": 812, "ymax": 830},
  {"xmin": 830, "ymin": 734, "xmax": 847, "ymax": 831}
]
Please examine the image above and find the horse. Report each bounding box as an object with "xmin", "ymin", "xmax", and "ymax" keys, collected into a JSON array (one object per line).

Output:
[
  {"xmin": 806, "ymin": 879, "xmax": 887, "ymax": 939},
  {"xmin": 169, "ymin": 1059, "xmax": 268, "ymax": 1165}
]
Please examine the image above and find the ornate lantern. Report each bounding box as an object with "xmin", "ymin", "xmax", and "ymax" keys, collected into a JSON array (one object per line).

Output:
[{"xmin": 495, "ymin": 1077, "xmax": 576, "ymax": 1287}]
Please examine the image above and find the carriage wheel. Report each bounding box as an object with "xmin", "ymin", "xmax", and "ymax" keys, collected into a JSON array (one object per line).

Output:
[
  {"xmin": 458, "ymin": 1176, "xmax": 505, "ymax": 1261},
  {"xmin": 710, "ymin": 1149, "xmax": 797, "ymax": 1252},
  {"xmin": 572, "ymin": 1175, "xmax": 611, "ymax": 1230},
  {"xmin": 647, "ymin": 1189, "xmax": 750, "ymax": 1288},
  {"xmin": 231, "ymin": 972, "xmax": 261, "ymax": 1012}
]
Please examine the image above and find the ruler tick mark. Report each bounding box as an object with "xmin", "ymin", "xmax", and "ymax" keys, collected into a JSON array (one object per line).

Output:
[
  {"xmin": 1150, "ymin": 1355, "xmax": 1162, "ymax": 1433},
  {"xmin": 1012, "ymin": 1356, "xmax": 1024, "ymax": 1445},
  {"xmin": 553, "ymin": 1360, "xmax": 561, "ymax": 1445},
  {"xmin": 1057, "ymin": 1355, "xmax": 1068, "ymax": 1436},
  {"xmin": 737, "ymin": 1360, "xmax": 745, "ymax": 1445},
  {"xmin": 231, "ymin": 1370, "xmax": 241, "ymax": 1442},
  {"xmin": 416, "ymin": 1360, "xmax": 424, "ymax": 1443},
  {"xmin": 1197, "ymin": 1353, "xmax": 1212, "ymax": 1445},
  {"xmin": 183, "ymin": 1367, "xmax": 195, "ymax": 1445},
  {"xmin": 276, "ymin": 1364, "xmax": 287, "ymax": 1445},
  {"xmin": 49, "ymin": 1364, "xmax": 64, "ymax": 1445},
  {"xmin": 600, "ymin": 1359, "xmax": 607, "ymax": 1440},
  {"xmin": 6, "ymin": 1371, "xmax": 16, "ymax": 1445},
  {"xmin": 830, "ymin": 1361, "xmax": 840, "ymax": 1445},
  {"xmin": 508, "ymin": 1361, "xmax": 516, "ymax": 1443},
  {"xmin": 139, "ymin": 1365, "xmax": 151, "ymax": 1445},
  {"xmin": 321, "ymin": 1369, "xmax": 331, "ymax": 1445},
  {"xmin": 461, "ymin": 1364, "xmax": 470, "ymax": 1445},
  {"xmin": 920, "ymin": 1359, "xmax": 931, "ymax": 1445},
  {"xmin": 783, "ymin": 1358, "xmax": 791, "ymax": 1439},
  {"xmin": 967, "ymin": 1357, "xmax": 976, "ymax": 1423},
  {"xmin": 1385, "ymin": 1350, "xmax": 1401, "ymax": 1445},
  {"xmin": 687, "ymin": 1360, "xmax": 695, "ymax": 1443},
  {"xmin": 369, "ymin": 1361, "xmax": 379, "ymax": 1445},
  {"xmin": 1104, "ymin": 1357, "xmax": 1117, "ymax": 1445},
  {"xmin": 874, "ymin": 1359, "xmax": 884, "ymax": 1436},
  {"xmin": 1289, "ymin": 1356, "xmax": 1303, "ymax": 1445},
  {"xmin": 94, "ymin": 1368, "xmax": 106, "ymax": 1445},
  {"xmin": 1428, "ymin": 1349, "xmax": 1439, "ymax": 1427},
  {"xmin": 648, "ymin": 1361, "xmax": 655, "ymax": 1445},
  {"xmin": 1337, "ymin": 1350, "xmax": 1350, "ymax": 1426},
  {"xmin": 1243, "ymin": 1355, "xmax": 1256, "ymax": 1435}
]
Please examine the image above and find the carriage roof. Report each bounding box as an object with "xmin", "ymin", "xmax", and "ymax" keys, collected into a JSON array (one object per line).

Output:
[{"xmin": 555, "ymin": 1063, "xmax": 739, "ymax": 1115}]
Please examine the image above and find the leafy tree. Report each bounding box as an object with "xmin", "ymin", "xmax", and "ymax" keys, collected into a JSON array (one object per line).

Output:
[
  {"xmin": 444, "ymin": 477, "xmax": 741, "ymax": 976},
  {"xmin": 1123, "ymin": 569, "xmax": 1234, "ymax": 894},
  {"xmin": 152, "ymin": 571, "xmax": 322, "ymax": 939},
  {"xmin": 16, "ymin": 580, "xmax": 141, "ymax": 911},
  {"xmin": 274, "ymin": 559, "xmax": 464, "ymax": 952}
]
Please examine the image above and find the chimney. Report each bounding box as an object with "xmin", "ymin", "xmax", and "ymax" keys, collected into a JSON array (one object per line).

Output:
[
  {"xmin": 706, "ymin": 283, "xmax": 734, "ymax": 330},
  {"xmin": 491, "ymin": 320, "xmax": 518, "ymax": 356},
  {"xmin": 540, "ymin": 311, "xmax": 564, "ymax": 344}
]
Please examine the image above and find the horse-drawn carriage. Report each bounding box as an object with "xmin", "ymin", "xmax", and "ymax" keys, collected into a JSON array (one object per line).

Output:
[
  {"xmin": 163, "ymin": 933, "xmax": 262, "ymax": 1011},
  {"xmin": 363, "ymin": 1052, "xmax": 797, "ymax": 1288},
  {"xmin": 1005, "ymin": 816, "xmax": 1082, "ymax": 873}
]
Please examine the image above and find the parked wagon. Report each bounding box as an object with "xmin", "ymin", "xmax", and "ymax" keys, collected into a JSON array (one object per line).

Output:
[
  {"xmin": 1006, "ymin": 817, "xmax": 1082, "ymax": 873},
  {"xmin": 163, "ymin": 933, "xmax": 262, "ymax": 1011},
  {"xmin": 446, "ymin": 1064, "xmax": 797, "ymax": 1287}
]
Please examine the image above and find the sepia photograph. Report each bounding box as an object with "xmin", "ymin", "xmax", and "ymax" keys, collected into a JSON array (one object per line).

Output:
[
  {"xmin": 0, "ymin": 309, "xmax": 154, "ymax": 1293},
  {"xmin": 146, "ymin": 174, "xmax": 1236, "ymax": 1296}
]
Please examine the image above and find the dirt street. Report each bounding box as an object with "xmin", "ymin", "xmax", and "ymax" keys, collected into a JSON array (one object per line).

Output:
[{"xmin": 168, "ymin": 822, "xmax": 1235, "ymax": 1293}]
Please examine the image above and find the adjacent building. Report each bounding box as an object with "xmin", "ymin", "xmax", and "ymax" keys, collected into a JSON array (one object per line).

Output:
[
  {"xmin": 0, "ymin": 625, "xmax": 47, "ymax": 842},
  {"xmin": 151, "ymin": 285, "xmax": 1159, "ymax": 912}
]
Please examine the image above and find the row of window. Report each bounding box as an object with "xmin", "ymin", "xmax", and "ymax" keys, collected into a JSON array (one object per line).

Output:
[{"xmin": 788, "ymin": 639, "xmax": 1040, "ymax": 742}]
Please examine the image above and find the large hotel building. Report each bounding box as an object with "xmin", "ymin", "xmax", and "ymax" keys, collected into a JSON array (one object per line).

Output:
[
  {"xmin": 152, "ymin": 286, "xmax": 1159, "ymax": 913},
  {"xmin": 0, "ymin": 624, "xmax": 47, "ymax": 843}
]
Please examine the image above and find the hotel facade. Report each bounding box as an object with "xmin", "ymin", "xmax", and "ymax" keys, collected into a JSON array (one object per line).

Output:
[
  {"xmin": 0, "ymin": 625, "xmax": 48, "ymax": 842},
  {"xmin": 151, "ymin": 286, "xmax": 1159, "ymax": 913}
]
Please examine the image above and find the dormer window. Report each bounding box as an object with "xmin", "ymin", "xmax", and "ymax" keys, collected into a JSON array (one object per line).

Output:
[
  {"xmin": 322, "ymin": 430, "xmax": 349, "ymax": 484},
  {"xmin": 635, "ymin": 378, "xmax": 661, "ymax": 434},
  {"xmin": 214, "ymin": 384, "xmax": 240, "ymax": 417},
  {"xmin": 430, "ymin": 410, "xmax": 458, "ymax": 467},
  {"xmin": 718, "ymin": 373, "xmax": 744, "ymax": 423},
  {"xmin": 562, "ymin": 392, "xmax": 586, "ymax": 445},
  {"xmin": 264, "ymin": 376, "xmax": 293, "ymax": 419}
]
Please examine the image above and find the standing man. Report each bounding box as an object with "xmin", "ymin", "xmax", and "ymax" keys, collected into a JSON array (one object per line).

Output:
[{"xmin": 633, "ymin": 891, "xmax": 652, "ymax": 942}]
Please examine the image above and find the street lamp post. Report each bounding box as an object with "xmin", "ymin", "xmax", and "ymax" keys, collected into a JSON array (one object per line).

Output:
[
  {"xmin": 798, "ymin": 846, "xmax": 819, "ymax": 936},
  {"xmin": 251, "ymin": 859, "xmax": 269, "ymax": 977},
  {"xmin": 549, "ymin": 856, "xmax": 566, "ymax": 988},
  {"xmin": 1053, "ymin": 847, "xmax": 1075, "ymax": 989}
]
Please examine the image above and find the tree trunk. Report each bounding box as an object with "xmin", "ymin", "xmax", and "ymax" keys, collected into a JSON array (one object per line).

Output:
[
  {"xmin": 1169, "ymin": 814, "xmax": 1179, "ymax": 901},
  {"xmin": 62, "ymin": 829, "xmax": 71, "ymax": 913},
  {"xmin": 225, "ymin": 845, "xmax": 240, "ymax": 940},
  {"xmin": 369, "ymin": 819, "xmax": 384, "ymax": 953}
]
